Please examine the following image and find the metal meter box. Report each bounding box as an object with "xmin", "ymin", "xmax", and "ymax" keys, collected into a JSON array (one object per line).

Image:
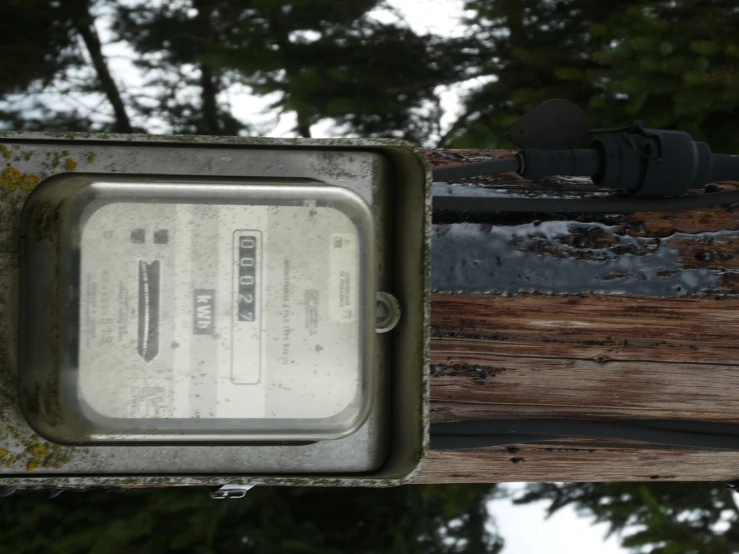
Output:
[{"xmin": 0, "ymin": 134, "xmax": 430, "ymax": 489}]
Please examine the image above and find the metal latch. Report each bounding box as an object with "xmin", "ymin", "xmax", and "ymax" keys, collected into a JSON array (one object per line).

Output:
[{"xmin": 211, "ymin": 484, "xmax": 254, "ymax": 499}]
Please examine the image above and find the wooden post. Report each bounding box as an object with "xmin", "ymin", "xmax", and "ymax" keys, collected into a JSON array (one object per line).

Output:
[{"xmin": 414, "ymin": 149, "xmax": 739, "ymax": 483}]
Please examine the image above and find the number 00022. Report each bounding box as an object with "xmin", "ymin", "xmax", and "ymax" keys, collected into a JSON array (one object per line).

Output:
[{"xmin": 236, "ymin": 234, "xmax": 258, "ymax": 322}]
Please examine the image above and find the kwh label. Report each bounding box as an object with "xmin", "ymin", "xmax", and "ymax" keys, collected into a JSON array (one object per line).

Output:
[{"xmin": 193, "ymin": 289, "xmax": 216, "ymax": 335}]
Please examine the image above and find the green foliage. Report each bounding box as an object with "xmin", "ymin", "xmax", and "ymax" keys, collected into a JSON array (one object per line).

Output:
[
  {"xmin": 442, "ymin": 0, "xmax": 618, "ymax": 148},
  {"xmin": 578, "ymin": 1, "xmax": 739, "ymax": 153},
  {"xmin": 0, "ymin": 0, "xmax": 80, "ymax": 95},
  {"xmin": 4, "ymin": 0, "xmax": 739, "ymax": 149},
  {"xmin": 449, "ymin": 0, "xmax": 739, "ymax": 152},
  {"xmin": 0, "ymin": 485, "xmax": 502, "ymax": 554},
  {"xmin": 113, "ymin": 0, "xmax": 479, "ymax": 141}
]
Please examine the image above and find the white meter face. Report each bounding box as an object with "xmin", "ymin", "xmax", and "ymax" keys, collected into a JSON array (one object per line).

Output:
[
  {"xmin": 22, "ymin": 178, "xmax": 376, "ymax": 443},
  {"xmin": 80, "ymin": 201, "xmax": 361, "ymax": 420}
]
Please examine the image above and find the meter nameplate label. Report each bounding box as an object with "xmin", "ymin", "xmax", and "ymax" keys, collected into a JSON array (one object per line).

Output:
[
  {"xmin": 79, "ymin": 201, "xmax": 362, "ymax": 422},
  {"xmin": 329, "ymin": 233, "xmax": 358, "ymax": 322},
  {"xmin": 129, "ymin": 380, "xmax": 170, "ymax": 418}
]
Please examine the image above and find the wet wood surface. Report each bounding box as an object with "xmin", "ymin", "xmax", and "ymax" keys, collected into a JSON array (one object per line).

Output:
[{"xmin": 416, "ymin": 148, "xmax": 739, "ymax": 483}]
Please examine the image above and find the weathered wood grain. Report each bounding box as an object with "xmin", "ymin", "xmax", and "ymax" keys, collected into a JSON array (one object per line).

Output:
[
  {"xmin": 416, "ymin": 442, "xmax": 739, "ymax": 483},
  {"xmin": 416, "ymin": 149, "xmax": 739, "ymax": 483}
]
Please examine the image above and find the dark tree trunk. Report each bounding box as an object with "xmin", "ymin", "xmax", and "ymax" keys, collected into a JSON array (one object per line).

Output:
[
  {"xmin": 296, "ymin": 113, "xmax": 312, "ymax": 138},
  {"xmin": 193, "ymin": 0, "xmax": 221, "ymax": 135},
  {"xmin": 199, "ymin": 65, "xmax": 221, "ymax": 135},
  {"xmin": 465, "ymin": 497, "xmax": 489, "ymax": 554},
  {"xmin": 269, "ymin": 8, "xmax": 312, "ymax": 138},
  {"xmin": 75, "ymin": 17, "xmax": 133, "ymax": 133}
]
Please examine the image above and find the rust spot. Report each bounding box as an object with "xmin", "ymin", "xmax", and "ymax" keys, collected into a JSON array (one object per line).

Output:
[
  {"xmin": 626, "ymin": 208, "xmax": 739, "ymax": 237},
  {"xmin": 720, "ymin": 273, "xmax": 739, "ymax": 293},
  {"xmin": 670, "ymin": 237, "xmax": 739, "ymax": 270},
  {"xmin": 599, "ymin": 272, "xmax": 631, "ymax": 281}
]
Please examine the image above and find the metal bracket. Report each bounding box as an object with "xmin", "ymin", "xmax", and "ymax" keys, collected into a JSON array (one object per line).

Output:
[{"xmin": 211, "ymin": 484, "xmax": 255, "ymax": 499}]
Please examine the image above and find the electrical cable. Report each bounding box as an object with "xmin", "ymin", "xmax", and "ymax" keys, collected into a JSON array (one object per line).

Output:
[
  {"xmin": 430, "ymin": 419, "xmax": 739, "ymax": 451},
  {"xmin": 590, "ymin": 125, "xmax": 634, "ymax": 135},
  {"xmin": 431, "ymin": 124, "xmax": 739, "ymax": 218},
  {"xmin": 433, "ymin": 189, "xmax": 739, "ymax": 217}
]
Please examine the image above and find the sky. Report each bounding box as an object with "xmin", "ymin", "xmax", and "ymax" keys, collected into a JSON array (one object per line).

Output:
[{"xmin": 490, "ymin": 485, "xmax": 625, "ymax": 554}]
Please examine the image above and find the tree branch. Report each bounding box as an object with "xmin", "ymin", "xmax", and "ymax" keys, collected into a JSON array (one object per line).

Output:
[
  {"xmin": 75, "ymin": 16, "xmax": 133, "ymax": 133},
  {"xmin": 198, "ymin": 64, "xmax": 221, "ymax": 134},
  {"xmin": 193, "ymin": 0, "xmax": 222, "ymax": 135}
]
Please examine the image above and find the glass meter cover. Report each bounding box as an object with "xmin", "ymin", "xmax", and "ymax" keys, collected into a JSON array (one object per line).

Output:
[{"xmin": 20, "ymin": 176, "xmax": 376, "ymax": 444}]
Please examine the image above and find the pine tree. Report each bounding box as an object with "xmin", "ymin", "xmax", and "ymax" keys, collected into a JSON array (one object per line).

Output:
[
  {"xmin": 449, "ymin": 0, "xmax": 739, "ymax": 153},
  {"xmin": 444, "ymin": 0, "xmax": 616, "ymax": 148},
  {"xmin": 0, "ymin": 0, "xmax": 135, "ymax": 132},
  {"xmin": 0, "ymin": 485, "xmax": 503, "ymax": 553},
  {"xmin": 113, "ymin": 0, "xmax": 480, "ymax": 141},
  {"xmin": 579, "ymin": 1, "xmax": 739, "ymax": 153}
]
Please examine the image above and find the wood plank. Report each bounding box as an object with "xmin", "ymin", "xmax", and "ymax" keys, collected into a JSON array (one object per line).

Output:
[
  {"xmin": 431, "ymin": 295, "xmax": 739, "ymax": 366},
  {"xmin": 415, "ymin": 148, "xmax": 739, "ymax": 483},
  {"xmin": 429, "ymin": 294, "xmax": 739, "ymax": 421},
  {"xmin": 417, "ymin": 443, "xmax": 739, "ymax": 483}
]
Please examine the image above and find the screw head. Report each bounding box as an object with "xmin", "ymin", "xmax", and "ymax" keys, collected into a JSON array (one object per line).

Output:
[{"xmin": 376, "ymin": 292, "xmax": 401, "ymax": 333}]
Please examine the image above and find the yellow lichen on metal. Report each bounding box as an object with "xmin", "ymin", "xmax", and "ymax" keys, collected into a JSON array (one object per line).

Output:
[
  {"xmin": 0, "ymin": 423, "xmax": 73, "ymax": 471},
  {"xmin": 0, "ymin": 145, "xmax": 12, "ymax": 159},
  {"xmin": 87, "ymin": 153, "xmax": 96, "ymax": 164},
  {"xmin": 24, "ymin": 443, "xmax": 71, "ymax": 472},
  {"xmin": 1, "ymin": 167, "xmax": 22, "ymax": 191},
  {"xmin": 0, "ymin": 447, "xmax": 15, "ymax": 468},
  {"xmin": 0, "ymin": 167, "xmax": 40, "ymax": 193},
  {"xmin": 23, "ymin": 150, "xmax": 35, "ymax": 161},
  {"xmin": 21, "ymin": 174, "xmax": 40, "ymax": 192},
  {"xmin": 64, "ymin": 158, "xmax": 78, "ymax": 171}
]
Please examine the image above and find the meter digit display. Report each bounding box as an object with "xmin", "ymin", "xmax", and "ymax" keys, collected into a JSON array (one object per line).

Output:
[
  {"xmin": 236, "ymin": 232, "xmax": 259, "ymax": 322},
  {"xmin": 231, "ymin": 230, "xmax": 262, "ymax": 385}
]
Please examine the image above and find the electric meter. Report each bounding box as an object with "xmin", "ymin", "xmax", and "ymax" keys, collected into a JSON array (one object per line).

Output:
[
  {"xmin": 0, "ymin": 135, "xmax": 430, "ymax": 489},
  {"xmin": 22, "ymin": 176, "xmax": 376, "ymax": 443}
]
